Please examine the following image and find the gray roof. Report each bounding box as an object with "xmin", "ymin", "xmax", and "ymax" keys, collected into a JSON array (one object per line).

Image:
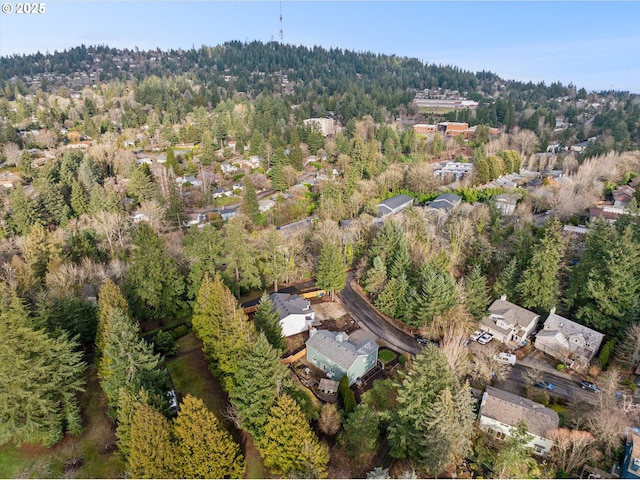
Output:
[
  {"xmin": 538, "ymin": 312, "xmax": 604, "ymax": 357},
  {"xmin": 487, "ymin": 299, "xmax": 539, "ymax": 330},
  {"xmin": 377, "ymin": 194, "xmax": 413, "ymax": 216},
  {"xmin": 269, "ymin": 293, "xmax": 311, "ymax": 321},
  {"xmin": 306, "ymin": 329, "xmax": 378, "ymax": 371},
  {"xmin": 430, "ymin": 193, "xmax": 462, "ymax": 212},
  {"xmin": 481, "ymin": 387, "xmax": 559, "ymax": 439}
]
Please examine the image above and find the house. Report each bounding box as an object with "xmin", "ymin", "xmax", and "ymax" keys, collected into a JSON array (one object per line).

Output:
[
  {"xmin": 258, "ymin": 199, "xmax": 275, "ymax": 213},
  {"xmin": 493, "ymin": 193, "xmax": 520, "ymax": 216},
  {"xmin": 622, "ymin": 428, "xmax": 640, "ymax": 479},
  {"xmin": 480, "ymin": 295, "xmax": 539, "ymax": 346},
  {"xmin": 303, "ymin": 118, "xmax": 336, "ymax": 137},
  {"xmin": 534, "ymin": 308, "xmax": 604, "ymax": 370},
  {"xmin": 428, "ymin": 193, "xmax": 462, "ymax": 216},
  {"xmin": 613, "ymin": 184, "xmax": 636, "ymax": 209},
  {"xmin": 570, "ymin": 141, "xmax": 589, "ymax": 153},
  {"xmin": 269, "ymin": 292, "xmax": 315, "ymax": 337},
  {"xmin": 589, "ymin": 202, "xmax": 626, "ymax": 223},
  {"xmin": 478, "ymin": 386, "xmax": 559, "ymax": 455},
  {"xmin": 377, "ymin": 194, "xmax": 414, "ymax": 217},
  {"xmin": 218, "ymin": 208, "xmax": 238, "ymax": 221},
  {"xmin": 176, "ymin": 176, "xmax": 202, "ymax": 187},
  {"xmin": 306, "ymin": 329, "xmax": 378, "ymax": 386}
]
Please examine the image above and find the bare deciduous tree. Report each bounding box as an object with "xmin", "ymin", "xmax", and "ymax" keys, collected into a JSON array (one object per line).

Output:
[
  {"xmin": 471, "ymin": 343, "xmax": 510, "ymax": 384},
  {"xmin": 318, "ymin": 403, "xmax": 341, "ymax": 436},
  {"xmin": 511, "ymin": 129, "xmax": 538, "ymax": 157},
  {"xmin": 586, "ymin": 407, "xmax": 626, "ymax": 459},
  {"xmin": 440, "ymin": 322, "xmax": 472, "ymax": 378},
  {"xmin": 548, "ymin": 428, "xmax": 599, "ymax": 474},
  {"xmin": 1, "ymin": 142, "xmax": 21, "ymax": 167},
  {"xmin": 404, "ymin": 162, "xmax": 438, "ymax": 195}
]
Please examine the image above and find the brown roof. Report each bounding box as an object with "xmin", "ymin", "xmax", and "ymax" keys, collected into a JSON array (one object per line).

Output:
[{"xmin": 481, "ymin": 387, "xmax": 559, "ymax": 439}]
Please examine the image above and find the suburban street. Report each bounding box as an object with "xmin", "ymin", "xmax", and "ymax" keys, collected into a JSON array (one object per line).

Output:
[{"xmin": 338, "ymin": 271, "xmax": 606, "ymax": 406}]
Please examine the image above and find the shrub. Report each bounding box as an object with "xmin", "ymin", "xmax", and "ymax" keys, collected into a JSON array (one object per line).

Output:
[
  {"xmin": 556, "ymin": 363, "xmax": 567, "ymax": 371},
  {"xmin": 171, "ymin": 325, "xmax": 189, "ymax": 340},
  {"xmin": 153, "ymin": 330, "xmax": 177, "ymax": 356},
  {"xmin": 599, "ymin": 339, "xmax": 616, "ymax": 369},
  {"xmin": 398, "ymin": 354, "xmax": 408, "ymax": 365}
]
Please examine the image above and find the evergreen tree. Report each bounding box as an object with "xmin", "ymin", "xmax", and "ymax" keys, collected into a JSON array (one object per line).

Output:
[
  {"xmin": 8, "ymin": 183, "xmax": 42, "ymax": 235},
  {"xmin": 222, "ymin": 216, "xmax": 262, "ymax": 299},
  {"xmin": 173, "ymin": 395, "xmax": 245, "ymax": 479},
  {"xmin": 23, "ymin": 223, "xmax": 61, "ymax": 280},
  {"xmin": 387, "ymin": 346, "xmax": 475, "ymax": 476},
  {"xmin": 464, "ymin": 265, "xmax": 490, "ymax": 319},
  {"xmin": 36, "ymin": 293, "xmax": 97, "ymax": 348},
  {"xmin": 240, "ymin": 176, "xmax": 261, "ymax": 224},
  {"xmin": 230, "ymin": 332, "xmax": 290, "ymax": 439},
  {"xmin": 492, "ymin": 422, "xmax": 541, "ymax": 479},
  {"xmin": 127, "ymin": 402, "xmax": 176, "ymax": 478},
  {"xmin": 70, "ymin": 180, "xmax": 89, "ymax": 217},
  {"xmin": 115, "ymin": 387, "xmax": 150, "ymax": 462},
  {"xmin": 259, "ymin": 227, "xmax": 290, "ymax": 293},
  {"xmin": 165, "ymin": 147, "xmax": 180, "ymax": 175},
  {"xmin": 269, "ymin": 159, "xmax": 286, "ymax": 191},
  {"xmin": 316, "ymin": 241, "xmax": 346, "ymax": 300},
  {"xmin": 254, "ymin": 292, "xmax": 286, "ymax": 352},
  {"xmin": 258, "ymin": 394, "xmax": 329, "ymax": 478},
  {"xmin": 163, "ymin": 174, "xmax": 186, "ymax": 229},
  {"xmin": 98, "ymin": 308, "xmax": 166, "ymax": 411},
  {"xmin": 493, "ymin": 257, "xmax": 520, "ymax": 300},
  {"xmin": 516, "ymin": 220, "xmax": 565, "ymax": 313},
  {"xmin": 343, "ymin": 403, "xmax": 379, "ymax": 462},
  {"xmin": 0, "ymin": 293, "xmax": 85, "ymax": 447},
  {"xmin": 364, "ymin": 256, "xmax": 388, "ymax": 296},
  {"xmin": 96, "ymin": 278, "xmax": 130, "ymax": 358},
  {"xmin": 182, "ymin": 224, "xmax": 223, "ymax": 301},
  {"xmin": 408, "ymin": 263, "xmax": 458, "ymax": 328},
  {"xmin": 126, "ymin": 222, "xmax": 185, "ymax": 321},
  {"xmin": 388, "ymin": 233, "xmax": 411, "ymax": 280},
  {"xmin": 127, "ymin": 165, "xmax": 157, "ymax": 203},
  {"xmin": 192, "ymin": 274, "xmax": 255, "ymax": 392}
]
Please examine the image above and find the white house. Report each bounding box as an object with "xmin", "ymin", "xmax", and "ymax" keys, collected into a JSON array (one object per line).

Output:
[
  {"xmin": 480, "ymin": 295, "xmax": 539, "ymax": 346},
  {"xmin": 269, "ymin": 293, "xmax": 315, "ymax": 337},
  {"xmin": 534, "ymin": 308, "xmax": 604, "ymax": 370},
  {"xmin": 479, "ymin": 386, "xmax": 559, "ymax": 455}
]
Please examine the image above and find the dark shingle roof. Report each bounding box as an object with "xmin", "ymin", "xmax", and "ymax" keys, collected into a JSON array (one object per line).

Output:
[
  {"xmin": 306, "ymin": 330, "xmax": 377, "ymax": 371},
  {"xmin": 269, "ymin": 293, "xmax": 311, "ymax": 321},
  {"xmin": 481, "ymin": 387, "xmax": 559, "ymax": 439}
]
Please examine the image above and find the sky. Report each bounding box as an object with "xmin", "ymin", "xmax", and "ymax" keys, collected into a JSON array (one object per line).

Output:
[{"xmin": 1, "ymin": 1, "xmax": 639, "ymax": 93}]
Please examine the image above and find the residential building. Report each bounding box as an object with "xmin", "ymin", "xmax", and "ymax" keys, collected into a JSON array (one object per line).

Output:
[
  {"xmin": 306, "ymin": 329, "xmax": 378, "ymax": 386},
  {"xmin": 428, "ymin": 193, "xmax": 462, "ymax": 216},
  {"xmin": 478, "ymin": 386, "xmax": 559, "ymax": 455},
  {"xmin": 437, "ymin": 122, "xmax": 469, "ymax": 136},
  {"xmin": 622, "ymin": 428, "xmax": 640, "ymax": 479},
  {"xmin": 534, "ymin": 308, "xmax": 604, "ymax": 370},
  {"xmin": 480, "ymin": 295, "xmax": 539, "ymax": 346},
  {"xmin": 493, "ymin": 193, "xmax": 520, "ymax": 216},
  {"xmin": 413, "ymin": 124, "xmax": 437, "ymax": 134},
  {"xmin": 613, "ymin": 184, "xmax": 636, "ymax": 209},
  {"xmin": 270, "ymin": 293, "xmax": 315, "ymax": 337},
  {"xmin": 433, "ymin": 162, "xmax": 473, "ymax": 181},
  {"xmin": 377, "ymin": 194, "xmax": 414, "ymax": 217}
]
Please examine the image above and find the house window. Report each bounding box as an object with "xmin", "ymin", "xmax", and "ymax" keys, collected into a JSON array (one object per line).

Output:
[
  {"xmin": 495, "ymin": 431, "xmax": 505, "ymax": 440},
  {"xmin": 534, "ymin": 445, "xmax": 545, "ymax": 454}
]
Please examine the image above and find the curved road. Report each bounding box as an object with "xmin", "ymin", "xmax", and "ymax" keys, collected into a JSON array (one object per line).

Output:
[
  {"xmin": 338, "ymin": 271, "xmax": 606, "ymax": 405},
  {"xmin": 338, "ymin": 272, "xmax": 420, "ymax": 355}
]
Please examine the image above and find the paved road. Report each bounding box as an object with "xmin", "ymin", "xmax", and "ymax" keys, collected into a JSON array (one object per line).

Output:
[
  {"xmin": 338, "ymin": 272, "xmax": 420, "ymax": 355},
  {"xmin": 339, "ymin": 271, "xmax": 605, "ymax": 404}
]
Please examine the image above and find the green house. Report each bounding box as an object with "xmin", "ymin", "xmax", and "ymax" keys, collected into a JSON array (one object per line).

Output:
[{"xmin": 306, "ymin": 329, "xmax": 378, "ymax": 386}]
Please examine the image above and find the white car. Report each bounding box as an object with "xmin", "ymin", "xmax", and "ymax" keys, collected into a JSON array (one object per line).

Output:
[
  {"xmin": 470, "ymin": 330, "xmax": 483, "ymax": 342},
  {"xmin": 477, "ymin": 332, "xmax": 493, "ymax": 345}
]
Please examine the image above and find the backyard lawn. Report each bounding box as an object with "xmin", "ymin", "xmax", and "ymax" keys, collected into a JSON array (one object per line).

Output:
[
  {"xmin": 167, "ymin": 332, "xmax": 268, "ymax": 479},
  {"xmin": 378, "ymin": 348, "xmax": 398, "ymax": 364}
]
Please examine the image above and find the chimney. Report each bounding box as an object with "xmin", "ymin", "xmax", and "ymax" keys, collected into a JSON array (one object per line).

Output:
[
  {"xmin": 309, "ymin": 328, "xmax": 317, "ymax": 337},
  {"xmin": 550, "ymin": 307, "xmax": 556, "ymax": 315},
  {"xmin": 500, "ymin": 294, "xmax": 507, "ymax": 301}
]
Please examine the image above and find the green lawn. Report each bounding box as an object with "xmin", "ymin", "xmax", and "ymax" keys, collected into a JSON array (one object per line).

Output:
[
  {"xmin": 378, "ymin": 349, "xmax": 397, "ymax": 363},
  {"xmin": 166, "ymin": 337, "xmax": 268, "ymax": 479}
]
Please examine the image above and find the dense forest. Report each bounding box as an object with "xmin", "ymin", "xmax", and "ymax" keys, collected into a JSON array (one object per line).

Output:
[{"xmin": 1, "ymin": 40, "xmax": 640, "ymax": 479}]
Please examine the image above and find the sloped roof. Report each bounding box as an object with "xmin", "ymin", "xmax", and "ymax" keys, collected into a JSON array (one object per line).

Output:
[
  {"xmin": 306, "ymin": 329, "xmax": 378, "ymax": 371},
  {"xmin": 487, "ymin": 299, "xmax": 539, "ymax": 330},
  {"xmin": 269, "ymin": 293, "xmax": 311, "ymax": 321},
  {"xmin": 481, "ymin": 387, "xmax": 559, "ymax": 439},
  {"xmin": 377, "ymin": 194, "xmax": 413, "ymax": 215},
  {"xmin": 430, "ymin": 193, "xmax": 462, "ymax": 212},
  {"xmin": 540, "ymin": 313, "xmax": 604, "ymax": 354}
]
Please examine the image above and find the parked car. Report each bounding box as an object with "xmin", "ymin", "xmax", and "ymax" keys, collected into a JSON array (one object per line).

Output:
[
  {"xmin": 477, "ymin": 332, "xmax": 493, "ymax": 345},
  {"xmin": 167, "ymin": 390, "xmax": 179, "ymax": 416},
  {"xmin": 534, "ymin": 381, "xmax": 554, "ymax": 391},
  {"xmin": 580, "ymin": 380, "xmax": 600, "ymax": 393},
  {"xmin": 470, "ymin": 330, "xmax": 483, "ymax": 342},
  {"xmin": 493, "ymin": 352, "xmax": 517, "ymax": 366},
  {"xmin": 414, "ymin": 335, "xmax": 439, "ymax": 347}
]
